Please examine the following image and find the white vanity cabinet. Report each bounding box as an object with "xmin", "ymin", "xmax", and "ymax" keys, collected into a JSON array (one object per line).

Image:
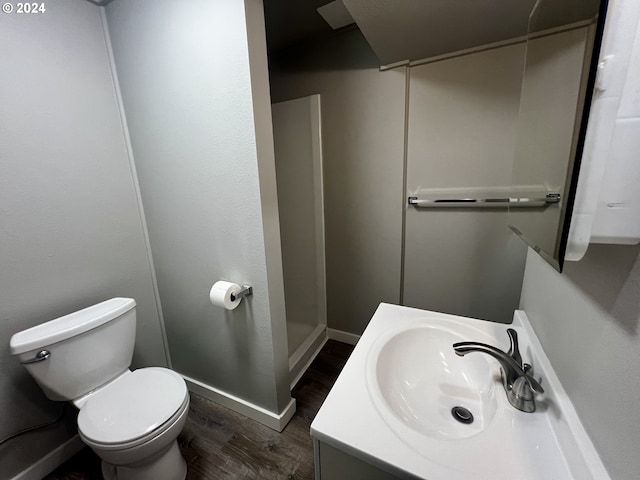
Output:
[{"xmin": 314, "ymin": 440, "xmax": 403, "ymax": 480}]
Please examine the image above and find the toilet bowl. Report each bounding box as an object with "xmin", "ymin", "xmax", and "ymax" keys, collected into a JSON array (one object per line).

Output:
[
  {"xmin": 78, "ymin": 367, "xmax": 190, "ymax": 480},
  {"xmin": 9, "ymin": 298, "xmax": 189, "ymax": 480}
]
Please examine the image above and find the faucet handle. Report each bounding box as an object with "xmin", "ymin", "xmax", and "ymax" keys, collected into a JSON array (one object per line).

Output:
[
  {"xmin": 509, "ymin": 375, "xmax": 545, "ymax": 412},
  {"xmin": 513, "ymin": 373, "xmax": 544, "ymax": 396},
  {"xmin": 506, "ymin": 328, "xmax": 523, "ymax": 367}
]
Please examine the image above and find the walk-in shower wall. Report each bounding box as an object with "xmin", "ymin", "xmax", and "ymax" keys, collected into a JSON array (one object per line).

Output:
[
  {"xmin": 104, "ymin": 0, "xmax": 291, "ymax": 424},
  {"xmin": 272, "ymin": 95, "xmax": 327, "ymax": 382}
]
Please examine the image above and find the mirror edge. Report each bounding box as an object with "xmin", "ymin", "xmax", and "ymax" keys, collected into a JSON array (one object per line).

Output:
[
  {"xmin": 555, "ymin": 0, "xmax": 610, "ymax": 272},
  {"xmin": 509, "ymin": 0, "xmax": 611, "ymax": 272}
]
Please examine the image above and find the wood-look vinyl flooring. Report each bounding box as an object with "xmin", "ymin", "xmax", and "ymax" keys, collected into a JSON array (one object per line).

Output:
[{"xmin": 45, "ymin": 340, "xmax": 354, "ymax": 480}]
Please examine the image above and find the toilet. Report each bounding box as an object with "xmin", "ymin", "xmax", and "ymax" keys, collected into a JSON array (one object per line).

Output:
[{"xmin": 9, "ymin": 298, "xmax": 189, "ymax": 480}]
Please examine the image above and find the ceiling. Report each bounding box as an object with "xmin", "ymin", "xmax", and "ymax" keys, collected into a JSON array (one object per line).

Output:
[
  {"xmin": 263, "ymin": 0, "xmax": 337, "ymax": 55},
  {"xmin": 264, "ymin": 0, "xmax": 603, "ymax": 66},
  {"xmin": 342, "ymin": 0, "xmax": 535, "ymax": 65}
]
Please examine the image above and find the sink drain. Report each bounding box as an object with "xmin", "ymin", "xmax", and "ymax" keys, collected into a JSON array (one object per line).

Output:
[{"xmin": 451, "ymin": 406, "xmax": 474, "ymax": 424}]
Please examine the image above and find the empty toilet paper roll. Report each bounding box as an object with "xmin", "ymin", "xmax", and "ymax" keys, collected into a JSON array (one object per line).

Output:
[{"xmin": 209, "ymin": 281, "xmax": 242, "ymax": 310}]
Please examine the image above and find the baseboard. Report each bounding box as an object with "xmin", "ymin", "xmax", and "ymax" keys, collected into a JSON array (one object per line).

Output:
[
  {"xmin": 182, "ymin": 374, "xmax": 296, "ymax": 432},
  {"xmin": 327, "ymin": 328, "xmax": 361, "ymax": 345},
  {"xmin": 10, "ymin": 435, "xmax": 84, "ymax": 480}
]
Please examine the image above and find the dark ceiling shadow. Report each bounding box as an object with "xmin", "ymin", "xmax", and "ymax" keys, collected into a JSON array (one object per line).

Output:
[
  {"xmin": 268, "ymin": 27, "xmax": 381, "ymax": 74},
  {"xmin": 563, "ymin": 243, "xmax": 640, "ymax": 336}
]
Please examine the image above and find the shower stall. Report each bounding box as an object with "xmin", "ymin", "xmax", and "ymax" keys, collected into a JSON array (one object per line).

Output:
[{"xmin": 271, "ymin": 95, "xmax": 328, "ymax": 386}]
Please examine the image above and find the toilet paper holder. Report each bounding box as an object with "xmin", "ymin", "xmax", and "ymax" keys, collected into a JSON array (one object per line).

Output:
[{"xmin": 230, "ymin": 284, "xmax": 253, "ymax": 302}]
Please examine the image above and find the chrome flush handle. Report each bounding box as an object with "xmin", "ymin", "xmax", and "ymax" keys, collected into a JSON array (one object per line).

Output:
[{"xmin": 20, "ymin": 350, "xmax": 50, "ymax": 365}]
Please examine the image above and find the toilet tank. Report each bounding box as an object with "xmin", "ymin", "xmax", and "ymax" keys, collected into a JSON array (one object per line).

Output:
[{"xmin": 10, "ymin": 298, "xmax": 137, "ymax": 402}]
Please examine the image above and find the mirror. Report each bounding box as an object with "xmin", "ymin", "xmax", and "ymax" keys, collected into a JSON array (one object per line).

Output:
[{"xmin": 508, "ymin": 0, "xmax": 608, "ymax": 271}]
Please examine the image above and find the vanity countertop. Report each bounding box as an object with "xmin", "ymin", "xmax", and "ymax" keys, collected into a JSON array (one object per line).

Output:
[{"xmin": 311, "ymin": 303, "xmax": 610, "ymax": 480}]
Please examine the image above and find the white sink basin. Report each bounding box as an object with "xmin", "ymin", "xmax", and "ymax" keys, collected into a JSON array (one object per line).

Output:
[
  {"xmin": 370, "ymin": 325, "xmax": 498, "ymax": 441},
  {"xmin": 311, "ymin": 303, "xmax": 611, "ymax": 480}
]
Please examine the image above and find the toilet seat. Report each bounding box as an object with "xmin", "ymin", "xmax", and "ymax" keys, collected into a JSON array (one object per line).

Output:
[{"xmin": 78, "ymin": 367, "xmax": 188, "ymax": 448}]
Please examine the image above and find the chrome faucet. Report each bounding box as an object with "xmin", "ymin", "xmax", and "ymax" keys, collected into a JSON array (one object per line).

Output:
[{"xmin": 453, "ymin": 328, "xmax": 544, "ymax": 413}]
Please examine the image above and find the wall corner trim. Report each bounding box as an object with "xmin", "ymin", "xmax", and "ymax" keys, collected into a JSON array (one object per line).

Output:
[
  {"xmin": 181, "ymin": 375, "xmax": 296, "ymax": 432},
  {"xmin": 99, "ymin": 7, "xmax": 172, "ymax": 369}
]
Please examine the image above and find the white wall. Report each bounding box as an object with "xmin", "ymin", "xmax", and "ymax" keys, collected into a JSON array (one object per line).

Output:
[
  {"xmin": 0, "ymin": 0, "xmax": 168, "ymax": 476},
  {"xmin": 269, "ymin": 29, "xmax": 407, "ymax": 335},
  {"xmin": 105, "ymin": 0, "xmax": 291, "ymax": 414},
  {"xmin": 520, "ymin": 246, "xmax": 640, "ymax": 480}
]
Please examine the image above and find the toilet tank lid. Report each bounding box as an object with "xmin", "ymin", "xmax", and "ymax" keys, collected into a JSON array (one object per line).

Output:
[{"xmin": 10, "ymin": 298, "xmax": 136, "ymax": 355}]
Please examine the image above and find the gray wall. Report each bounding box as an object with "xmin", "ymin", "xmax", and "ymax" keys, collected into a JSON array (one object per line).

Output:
[
  {"xmin": 269, "ymin": 29, "xmax": 407, "ymax": 335},
  {"xmin": 403, "ymin": 44, "xmax": 528, "ymax": 323},
  {"xmin": 0, "ymin": 0, "xmax": 168, "ymax": 476},
  {"xmin": 105, "ymin": 0, "xmax": 291, "ymax": 414},
  {"xmin": 520, "ymin": 246, "xmax": 640, "ymax": 480},
  {"xmin": 270, "ymin": 31, "xmax": 528, "ymax": 332}
]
